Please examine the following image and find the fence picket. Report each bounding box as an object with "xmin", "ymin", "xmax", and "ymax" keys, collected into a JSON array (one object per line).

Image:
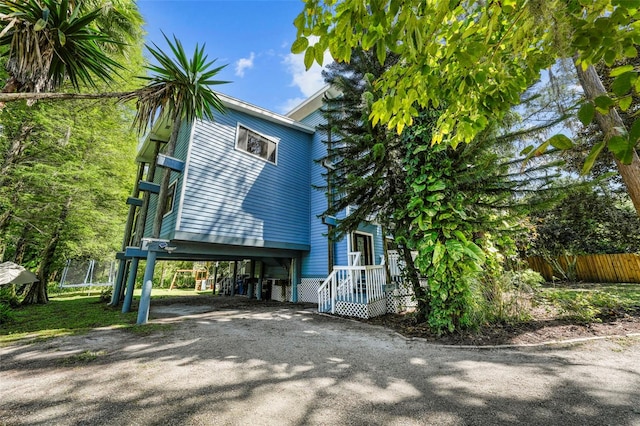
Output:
[{"xmin": 526, "ymin": 254, "xmax": 640, "ymax": 283}]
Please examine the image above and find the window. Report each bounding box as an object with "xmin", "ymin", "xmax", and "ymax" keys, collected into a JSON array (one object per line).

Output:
[
  {"xmin": 236, "ymin": 124, "xmax": 277, "ymax": 164},
  {"xmin": 164, "ymin": 181, "xmax": 176, "ymax": 216}
]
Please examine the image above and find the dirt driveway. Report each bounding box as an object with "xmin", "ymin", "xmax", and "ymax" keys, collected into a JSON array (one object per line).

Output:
[{"xmin": 1, "ymin": 297, "xmax": 639, "ymax": 425}]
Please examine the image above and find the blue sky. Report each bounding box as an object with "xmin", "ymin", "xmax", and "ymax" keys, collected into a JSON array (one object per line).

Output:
[{"xmin": 137, "ymin": 0, "xmax": 330, "ymax": 115}]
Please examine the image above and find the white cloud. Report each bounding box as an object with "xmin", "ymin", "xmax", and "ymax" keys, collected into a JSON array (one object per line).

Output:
[
  {"xmin": 282, "ymin": 37, "xmax": 333, "ymax": 98},
  {"xmin": 235, "ymin": 52, "xmax": 255, "ymax": 77}
]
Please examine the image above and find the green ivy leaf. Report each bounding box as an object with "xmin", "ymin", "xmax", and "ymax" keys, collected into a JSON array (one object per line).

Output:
[
  {"xmin": 594, "ymin": 95, "xmax": 615, "ymax": 113},
  {"xmin": 611, "ymin": 72, "xmax": 633, "ymax": 96},
  {"xmin": 629, "ymin": 118, "xmax": 640, "ymax": 146},
  {"xmin": 619, "ymin": 95, "xmax": 632, "ymax": 112},
  {"xmin": 303, "ymin": 45, "xmax": 315, "ymax": 70},
  {"xmin": 548, "ymin": 134, "xmax": 573, "ymax": 150},
  {"xmin": 577, "ymin": 102, "xmax": 595, "ymax": 126},
  {"xmin": 432, "ymin": 241, "xmax": 445, "ymax": 266},
  {"xmin": 291, "ymin": 37, "xmax": 309, "ymax": 54},
  {"xmin": 624, "ymin": 45, "xmax": 638, "ymax": 58},
  {"xmin": 608, "ymin": 135, "xmax": 634, "ymax": 164},
  {"xmin": 427, "ymin": 181, "xmax": 446, "ymax": 191},
  {"xmin": 610, "ymin": 64, "xmax": 634, "ymax": 77},
  {"xmin": 581, "ymin": 141, "xmax": 605, "ymax": 175},
  {"xmin": 520, "ymin": 145, "xmax": 533, "ymax": 156},
  {"xmin": 604, "ymin": 49, "xmax": 617, "ymax": 66},
  {"xmin": 376, "ymin": 41, "xmax": 387, "ymax": 65}
]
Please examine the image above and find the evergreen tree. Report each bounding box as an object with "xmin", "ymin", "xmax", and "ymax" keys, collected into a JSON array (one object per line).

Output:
[{"xmin": 319, "ymin": 48, "xmax": 563, "ymax": 333}]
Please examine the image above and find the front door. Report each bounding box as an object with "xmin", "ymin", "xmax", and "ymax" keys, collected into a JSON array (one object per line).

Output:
[{"xmin": 353, "ymin": 233, "xmax": 374, "ymax": 265}]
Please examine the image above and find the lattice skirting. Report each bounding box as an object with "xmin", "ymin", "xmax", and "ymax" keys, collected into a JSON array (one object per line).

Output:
[
  {"xmin": 271, "ymin": 284, "xmax": 292, "ymax": 302},
  {"xmin": 386, "ymin": 288, "xmax": 417, "ymax": 314},
  {"xmin": 336, "ymin": 298, "xmax": 387, "ymax": 319},
  {"xmin": 298, "ymin": 278, "xmax": 323, "ymax": 303}
]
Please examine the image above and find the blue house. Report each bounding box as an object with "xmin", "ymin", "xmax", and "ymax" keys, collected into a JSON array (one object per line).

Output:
[{"xmin": 113, "ymin": 87, "xmax": 409, "ymax": 323}]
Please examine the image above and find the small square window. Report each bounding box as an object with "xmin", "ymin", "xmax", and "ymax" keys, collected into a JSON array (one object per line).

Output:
[
  {"xmin": 236, "ymin": 124, "xmax": 277, "ymax": 164},
  {"xmin": 164, "ymin": 181, "xmax": 176, "ymax": 216}
]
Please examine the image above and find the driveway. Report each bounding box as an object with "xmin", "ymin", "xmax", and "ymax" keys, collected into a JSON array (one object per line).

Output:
[{"xmin": 1, "ymin": 297, "xmax": 639, "ymax": 425}]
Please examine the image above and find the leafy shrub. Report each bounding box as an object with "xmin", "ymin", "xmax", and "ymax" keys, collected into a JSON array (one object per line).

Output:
[
  {"xmin": 505, "ymin": 269, "xmax": 545, "ymax": 292},
  {"xmin": 469, "ymin": 268, "xmax": 543, "ymax": 327},
  {"xmin": 99, "ymin": 288, "xmax": 112, "ymax": 303},
  {"xmin": 0, "ymin": 302, "xmax": 14, "ymax": 325},
  {"xmin": 0, "ymin": 286, "xmax": 19, "ymax": 307}
]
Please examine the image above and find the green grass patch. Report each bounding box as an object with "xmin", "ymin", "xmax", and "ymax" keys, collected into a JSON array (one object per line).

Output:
[
  {"xmin": 58, "ymin": 350, "xmax": 108, "ymax": 365},
  {"xmin": 0, "ymin": 288, "xmax": 210, "ymax": 345},
  {"xmin": 538, "ymin": 283, "xmax": 640, "ymax": 323}
]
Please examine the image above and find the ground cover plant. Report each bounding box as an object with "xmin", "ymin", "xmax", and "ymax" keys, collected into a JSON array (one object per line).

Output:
[
  {"xmin": 0, "ymin": 288, "xmax": 209, "ymax": 345},
  {"xmin": 365, "ymin": 281, "xmax": 640, "ymax": 345}
]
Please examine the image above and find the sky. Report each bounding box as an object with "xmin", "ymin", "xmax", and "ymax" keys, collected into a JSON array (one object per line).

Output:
[{"xmin": 137, "ymin": 0, "xmax": 331, "ymax": 115}]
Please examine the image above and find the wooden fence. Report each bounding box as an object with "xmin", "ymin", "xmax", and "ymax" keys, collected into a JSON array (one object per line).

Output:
[{"xmin": 526, "ymin": 254, "xmax": 640, "ymax": 283}]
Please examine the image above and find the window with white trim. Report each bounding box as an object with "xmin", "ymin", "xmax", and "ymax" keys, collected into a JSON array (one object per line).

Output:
[
  {"xmin": 163, "ymin": 181, "xmax": 177, "ymax": 216},
  {"xmin": 236, "ymin": 124, "xmax": 277, "ymax": 164}
]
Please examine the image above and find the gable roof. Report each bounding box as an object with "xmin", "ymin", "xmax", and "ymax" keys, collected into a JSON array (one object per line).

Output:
[
  {"xmin": 136, "ymin": 92, "xmax": 315, "ymax": 162},
  {"xmin": 286, "ymin": 85, "xmax": 341, "ymax": 121}
]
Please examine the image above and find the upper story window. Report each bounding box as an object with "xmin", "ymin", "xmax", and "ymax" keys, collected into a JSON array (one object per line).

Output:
[{"xmin": 235, "ymin": 124, "xmax": 278, "ymax": 165}]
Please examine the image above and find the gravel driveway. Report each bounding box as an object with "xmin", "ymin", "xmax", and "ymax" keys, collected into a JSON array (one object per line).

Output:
[{"xmin": 1, "ymin": 297, "xmax": 639, "ymax": 425}]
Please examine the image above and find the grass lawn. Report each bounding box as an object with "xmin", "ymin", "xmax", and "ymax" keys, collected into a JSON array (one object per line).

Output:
[
  {"xmin": 2, "ymin": 284, "xmax": 640, "ymax": 346},
  {"xmin": 537, "ymin": 283, "xmax": 640, "ymax": 322},
  {"xmin": 0, "ymin": 288, "xmax": 212, "ymax": 345}
]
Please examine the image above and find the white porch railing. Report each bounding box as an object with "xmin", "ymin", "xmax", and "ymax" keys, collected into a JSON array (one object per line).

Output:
[{"xmin": 317, "ymin": 256, "xmax": 386, "ymax": 314}]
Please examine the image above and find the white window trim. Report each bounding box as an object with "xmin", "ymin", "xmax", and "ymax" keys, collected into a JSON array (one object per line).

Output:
[
  {"xmin": 234, "ymin": 123, "xmax": 279, "ymax": 165},
  {"xmin": 163, "ymin": 180, "xmax": 177, "ymax": 218}
]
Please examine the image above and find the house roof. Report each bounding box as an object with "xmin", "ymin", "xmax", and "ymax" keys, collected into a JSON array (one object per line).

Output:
[
  {"xmin": 286, "ymin": 85, "xmax": 341, "ymax": 121},
  {"xmin": 136, "ymin": 92, "xmax": 315, "ymax": 162},
  {"xmin": 217, "ymin": 92, "xmax": 315, "ymax": 134}
]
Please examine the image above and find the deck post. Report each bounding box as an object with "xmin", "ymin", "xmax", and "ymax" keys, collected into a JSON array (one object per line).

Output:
[
  {"xmin": 122, "ymin": 257, "xmax": 139, "ymax": 313},
  {"xmin": 110, "ymin": 258, "xmax": 127, "ymax": 306},
  {"xmin": 137, "ymin": 249, "xmax": 158, "ymax": 324}
]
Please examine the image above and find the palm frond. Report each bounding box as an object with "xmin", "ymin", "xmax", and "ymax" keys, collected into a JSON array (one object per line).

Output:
[
  {"xmin": 129, "ymin": 33, "xmax": 229, "ymax": 135},
  {"xmin": 0, "ymin": 0, "xmax": 124, "ymax": 92}
]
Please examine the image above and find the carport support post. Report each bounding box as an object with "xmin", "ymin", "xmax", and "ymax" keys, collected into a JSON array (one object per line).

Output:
[
  {"xmin": 137, "ymin": 249, "xmax": 158, "ymax": 324},
  {"xmin": 122, "ymin": 257, "xmax": 139, "ymax": 313},
  {"xmin": 231, "ymin": 261, "xmax": 237, "ymax": 296},
  {"xmin": 248, "ymin": 260, "xmax": 256, "ymax": 299},
  {"xmin": 257, "ymin": 260, "xmax": 264, "ymax": 301},
  {"xmin": 212, "ymin": 262, "xmax": 218, "ymax": 295},
  {"xmin": 110, "ymin": 258, "xmax": 127, "ymax": 306},
  {"xmin": 291, "ymin": 256, "xmax": 300, "ymax": 303}
]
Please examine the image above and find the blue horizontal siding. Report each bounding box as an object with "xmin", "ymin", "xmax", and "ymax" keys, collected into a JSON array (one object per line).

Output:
[
  {"xmin": 301, "ymin": 109, "xmax": 331, "ymax": 277},
  {"xmin": 177, "ymin": 109, "xmax": 312, "ymax": 248},
  {"xmin": 143, "ymin": 121, "xmax": 191, "ymax": 240}
]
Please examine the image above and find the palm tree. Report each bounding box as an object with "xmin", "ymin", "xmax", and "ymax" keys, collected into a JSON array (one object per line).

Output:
[
  {"xmin": 0, "ymin": 0, "xmax": 125, "ymax": 94},
  {"xmin": 121, "ymin": 33, "xmax": 229, "ymax": 238}
]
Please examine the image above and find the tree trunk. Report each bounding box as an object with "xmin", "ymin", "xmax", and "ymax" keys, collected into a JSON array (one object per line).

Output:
[
  {"xmin": 0, "ymin": 124, "xmax": 33, "ymax": 186},
  {"xmin": 399, "ymin": 245, "xmax": 430, "ymax": 323},
  {"xmin": 12, "ymin": 229, "xmax": 29, "ymax": 264},
  {"xmin": 22, "ymin": 197, "xmax": 72, "ymax": 305},
  {"xmin": 0, "ymin": 90, "xmax": 137, "ymax": 103},
  {"xmin": 152, "ymin": 114, "xmax": 182, "ymax": 238},
  {"xmin": 575, "ymin": 63, "xmax": 640, "ymax": 215}
]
